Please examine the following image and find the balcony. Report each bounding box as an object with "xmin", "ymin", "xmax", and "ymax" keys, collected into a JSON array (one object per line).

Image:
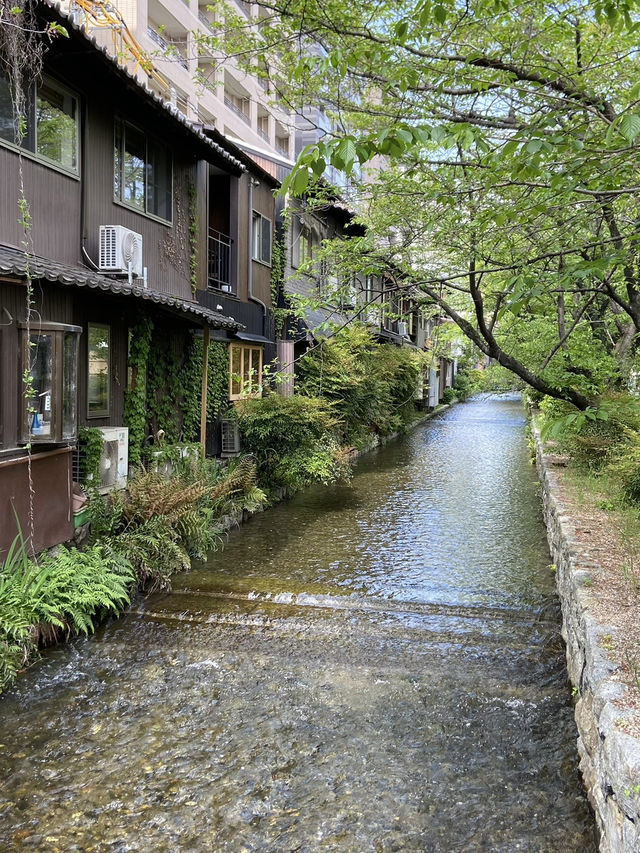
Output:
[
  {"xmin": 208, "ymin": 229, "xmax": 233, "ymax": 291},
  {"xmin": 224, "ymin": 94, "xmax": 251, "ymax": 125},
  {"xmin": 147, "ymin": 26, "xmax": 189, "ymax": 70}
]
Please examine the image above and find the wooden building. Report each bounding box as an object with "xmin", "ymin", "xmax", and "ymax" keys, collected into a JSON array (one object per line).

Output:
[{"xmin": 0, "ymin": 1, "xmax": 278, "ymax": 556}]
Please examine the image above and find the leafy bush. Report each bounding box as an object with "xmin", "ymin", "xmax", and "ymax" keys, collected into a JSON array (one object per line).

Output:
[
  {"xmin": 539, "ymin": 392, "xmax": 640, "ymax": 471},
  {"xmin": 298, "ymin": 324, "xmax": 423, "ymax": 445},
  {"xmin": 441, "ymin": 387, "xmax": 457, "ymax": 404},
  {"xmin": 87, "ymin": 457, "xmax": 265, "ymax": 590},
  {"xmin": 234, "ymin": 393, "xmax": 351, "ymax": 492}
]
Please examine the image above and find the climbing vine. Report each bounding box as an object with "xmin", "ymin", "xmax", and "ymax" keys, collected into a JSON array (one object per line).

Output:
[
  {"xmin": 206, "ymin": 341, "xmax": 230, "ymax": 421},
  {"xmin": 123, "ymin": 314, "xmax": 153, "ymax": 466},
  {"xmin": 76, "ymin": 427, "xmax": 104, "ymax": 486},
  {"xmin": 188, "ymin": 182, "xmax": 199, "ymax": 297},
  {"xmin": 270, "ymin": 223, "xmax": 290, "ymax": 339},
  {"xmin": 124, "ymin": 321, "xmax": 230, "ymax": 461}
]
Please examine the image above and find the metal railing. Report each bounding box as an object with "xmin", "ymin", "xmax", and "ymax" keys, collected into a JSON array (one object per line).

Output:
[
  {"xmin": 224, "ymin": 95, "xmax": 251, "ymax": 125},
  {"xmin": 208, "ymin": 229, "xmax": 233, "ymax": 290},
  {"xmin": 147, "ymin": 26, "xmax": 189, "ymax": 70}
]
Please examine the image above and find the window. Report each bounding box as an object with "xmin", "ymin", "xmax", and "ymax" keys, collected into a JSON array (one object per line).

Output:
[
  {"xmin": 292, "ymin": 223, "xmax": 312, "ymax": 269},
  {"xmin": 87, "ymin": 324, "xmax": 110, "ymax": 418},
  {"xmin": 229, "ymin": 344, "xmax": 263, "ymax": 399},
  {"xmin": 0, "ymin": 73, "xmax": 78, "ymax": 173},
  {"xmin": 20, "ymin": 322, "xmax": 81, "ymax": 443},
  {"xmin": 114, "ymin": 119, "xmax": 172, "ymax": 221},
  {"xmin": 251, "ymin": 212, "xmax": 272, "ymax": 265}
]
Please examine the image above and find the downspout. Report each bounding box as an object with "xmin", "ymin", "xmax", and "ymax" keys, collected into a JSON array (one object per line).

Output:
[
  {"xmin": 248, "ymin": 177, "xmax": 267, "ymax": 337},
  {"xmin": 80, "ymin": 100, "xmax": 99, "ymax": 271}
]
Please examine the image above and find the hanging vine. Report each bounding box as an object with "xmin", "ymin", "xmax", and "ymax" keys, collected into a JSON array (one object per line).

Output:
[{"xmin": 0, "ymin": 0, "xmax": 49, "ymax": 548}]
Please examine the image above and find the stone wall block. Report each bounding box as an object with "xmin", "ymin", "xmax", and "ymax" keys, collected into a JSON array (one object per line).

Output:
[{"xmin": 535, "ymin": 428, "xmax": 640, "ymax": 852}]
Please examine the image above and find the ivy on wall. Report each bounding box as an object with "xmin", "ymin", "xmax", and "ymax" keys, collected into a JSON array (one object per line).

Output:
[
  {"xmin": 188, "ymin": 182, "xmax": 199, "ymax": 297},
  {"xmin": 76, "ymin": 427, "xmax": 104, "ymax": 486},
  {"xmin": 270, "ymin": 223, "xmax": 291, "ymax": 339},
  {"xmin": 123, "ymin": 314, "xmax": 153, "ymax": 466},
  {"xmin": 206, "ymin": 341, "xmax": 230, "ymax": 421},
  {"xmin": 124, "ymin": 315, "xmax": 231, "ymax": 463}
]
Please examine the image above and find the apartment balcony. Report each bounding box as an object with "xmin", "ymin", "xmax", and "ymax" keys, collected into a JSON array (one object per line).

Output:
[
  {"xmin": 208, "ymin": 229, "xmax": 234, "ymax": 291},
  {"xmin": 147, "ymin": 25, "xmax": 189, "ymax": 70},
  {"xmin": 224, "ymin": 94, "xmax": 251, "ymax": 125}
]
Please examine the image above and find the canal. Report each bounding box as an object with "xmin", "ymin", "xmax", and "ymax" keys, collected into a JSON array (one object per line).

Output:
[{"xmin": 0, "ymin": 396, "xmax": 596, "ymax": 851}]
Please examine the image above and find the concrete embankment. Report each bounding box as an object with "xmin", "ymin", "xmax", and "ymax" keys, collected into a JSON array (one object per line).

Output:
[{"xmin": 535, "ymin": 430, "xmax": 640, "ymax": 852}]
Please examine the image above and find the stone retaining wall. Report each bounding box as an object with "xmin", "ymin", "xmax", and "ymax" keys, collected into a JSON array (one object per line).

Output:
[{"xmin": 535, "ymin": 431, "xmax": 640, "ymax": 852}]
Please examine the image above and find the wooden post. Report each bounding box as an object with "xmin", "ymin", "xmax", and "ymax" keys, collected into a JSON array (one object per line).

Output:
[{"xmin": 200, "ymin": 325, "xmax": 210, "ymax": 453}]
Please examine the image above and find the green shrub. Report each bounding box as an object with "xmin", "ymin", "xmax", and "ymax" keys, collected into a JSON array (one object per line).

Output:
[
  {"xmin": 87, "ymin": 457, "xmax": 265, "ymax": 590},
  {"xmin": 441, "ymin": 387, "xmax": 457, "ymax": 404},
  {"xmin": 298, "ymin": 324, "xmax": 423, "ymax": 445},
  {"xmin": 235, "ymin": 393, "xmax": 351, "ymax": 492},
  {"xmin": 539, "ymin": 392, "xmax": 640, "ymax": 471}
]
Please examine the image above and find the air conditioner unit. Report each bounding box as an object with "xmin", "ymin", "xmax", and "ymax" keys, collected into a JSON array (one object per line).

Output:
[
  {"xmin": 220, "ymin": 419, "xmax": 240, "ymax": 457},
  {"xmin": 397, "ymin": 321, "xmax": 409, "ymax": 338},
  {"xmin": 96, "ymin": 426, "xmax": 129, "ymax": 492},
  {"xmin": 99, "ymin": 226, "xmax": 143, "ymax": 278}
]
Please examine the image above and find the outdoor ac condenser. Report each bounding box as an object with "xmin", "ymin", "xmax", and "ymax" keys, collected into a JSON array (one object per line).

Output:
[
  {"xmin": 220, "ymin": 419, "xmax": 240, "ymax": 457},
  {"xmin": 96, "ymin": 427, "xmax": 129, "ymax": 492},
  {"xmin": 99, "ymin": 225, "xmax": 143, "ymax": 278}
]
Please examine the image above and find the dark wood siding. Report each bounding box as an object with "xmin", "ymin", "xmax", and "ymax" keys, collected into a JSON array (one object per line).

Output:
[
  {"xmin": 0, "ymin": 147, "xmax": 81, "ymax": 264},
  {"xmin": 82, "ymin": 107, "xmax": 196, "ymax": 303}
]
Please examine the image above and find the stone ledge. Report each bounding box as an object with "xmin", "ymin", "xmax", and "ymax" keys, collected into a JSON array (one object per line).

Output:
[{"xmin": 535, "ymin": 427, "xmax": 640, "ymax": 852}]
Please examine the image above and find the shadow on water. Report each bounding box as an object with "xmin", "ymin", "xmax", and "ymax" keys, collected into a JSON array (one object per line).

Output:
[{"xmin": 0, "ymin": 396, "xmax": 597, "ymax": 852}]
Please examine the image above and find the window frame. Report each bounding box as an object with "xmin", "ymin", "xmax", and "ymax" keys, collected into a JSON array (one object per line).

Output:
[
  {"xmin": 251, "ymin": 211, "xmax": 272, "ymax": 266},
  {"xmin": 87, "ymin": 323, "xmax": 111, "ymax": 419},
  {"xmin": 113, "ymin": 117, "xmax": 173, "ymax": 224},
  {"xmin": 19, "ymin": 321, "xmax": 82, "ymax": 444},
  {"xmin": 0, "ymin": 73, "xmax": 80, "ymax": 176},
  {"xmin": 228, "ymin": 343, "xmax": 263, "ymax": 400}
]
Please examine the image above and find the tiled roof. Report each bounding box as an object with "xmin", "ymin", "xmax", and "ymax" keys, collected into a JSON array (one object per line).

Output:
[
  {"xmin": 0, "ymin": 245, "xmax": 241, "ymax": 330},
  {"xmin": 40, "ymin": 1, "xmax": 247, "ymax": 173}
]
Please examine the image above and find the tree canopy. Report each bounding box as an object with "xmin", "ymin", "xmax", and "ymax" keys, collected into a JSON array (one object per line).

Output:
[{"xmin": 203, "ymin": 0, "xmax": 640, "ymax": 408}]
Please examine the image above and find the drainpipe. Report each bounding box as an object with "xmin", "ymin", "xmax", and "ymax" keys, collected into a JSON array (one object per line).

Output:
[{"xmin": 248, "ymin": 177, "xmax": 267, "ymax": 337}]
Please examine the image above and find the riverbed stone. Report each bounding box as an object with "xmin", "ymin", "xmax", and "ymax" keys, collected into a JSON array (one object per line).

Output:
[{"xmin": 535, "ymin": 428, "xmax": 640, "ymax": 853}]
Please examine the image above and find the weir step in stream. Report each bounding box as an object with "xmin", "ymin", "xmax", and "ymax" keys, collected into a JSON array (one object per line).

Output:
[{"xmin": 0, "ymin": 396, "xmax": 597, "ymax": 851}]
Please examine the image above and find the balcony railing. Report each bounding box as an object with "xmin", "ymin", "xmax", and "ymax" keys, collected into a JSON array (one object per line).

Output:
[
  {"xmin": 224, "ymin": 95, "xmax": 251, "ymax": 125},
  {"xmin": 147, "ymin": 26, "xmax": 189, "ymax": 70},
  {"xmin": 208, "ymin": 229, "xmax": 233, "ymax": 290},
  {"xmin": 257, "ymin": 126, "xmax": 269, "ymax": 142}
]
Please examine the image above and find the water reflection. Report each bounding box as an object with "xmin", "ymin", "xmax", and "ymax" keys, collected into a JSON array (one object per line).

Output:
[{"xmin": 0, "ymin": 396, "xmax": 595, "ymax": 851}]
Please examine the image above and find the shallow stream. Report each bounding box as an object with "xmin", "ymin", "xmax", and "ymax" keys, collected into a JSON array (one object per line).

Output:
[{"xmin": 0, "ymin": 396, "xmax": 596, "ymax": 851}]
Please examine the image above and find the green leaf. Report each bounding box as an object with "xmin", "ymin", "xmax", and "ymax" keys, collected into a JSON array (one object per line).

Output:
[
  {"xmin": 619, "ymin": 113, "xmax": 640, "ymax": 142},
  {"xmin": 433, "ymin": 5, "xmax": 447, "ymax": 24}
]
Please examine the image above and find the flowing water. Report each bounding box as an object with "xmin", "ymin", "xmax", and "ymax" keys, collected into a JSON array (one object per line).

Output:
[{"xmin": 0, "ymin": 396, "xmax": 596, "ymax": 852}]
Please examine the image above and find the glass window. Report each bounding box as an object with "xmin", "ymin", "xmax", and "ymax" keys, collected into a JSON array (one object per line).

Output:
[
  {"xmin": 87, "ymin": 324, "xmax": 110, "ymax": 418},
  {"xmin": 28, "ymin": 333, "xmax": 53, "ymax": 438},
  {"xmin": 229, "ymin": 344, "xmax": 263, "ymax": 400},
  {"xmin": 62, "ymin": 331, "xmax": 78, "ymax": 439},
  {"xmin": 251, "ymin": 212, "xmax": 272, "ymax": 265},
  {"xmin": 20, "ymin": 323, "xmax": 81, "ymax": 443},
  {"xmin": 0, "ymin": 74, "xmax": 15, "ymax": 144},
  {"xmin": 114, "ymin": 119, "xmax": 172, "ymax": 221},
  {"xmin": 36, "ymin": 80, "xmax": 77, "ymax": 171},
  {"xmin": 0, "ymin": 73, "xmax": 78, "ymax": 172}
]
